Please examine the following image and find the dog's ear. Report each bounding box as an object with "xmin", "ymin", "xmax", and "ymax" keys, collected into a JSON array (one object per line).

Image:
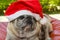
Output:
[
  {"xmin": 42, "ymin": 14, "xmax": 53, "ymax": 33},
  {"xmin": 43, "ymin": 14, "xmax": 51, "ymax": 22},
  {"xmin": 40, "ymin": 14, "xmax": 51, "ymax": 25}
]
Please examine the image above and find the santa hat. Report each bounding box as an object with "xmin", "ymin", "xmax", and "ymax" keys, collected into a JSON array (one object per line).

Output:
[{"xmin": 5, "ymin": 0, "xmax": 43, "ymax": 21}]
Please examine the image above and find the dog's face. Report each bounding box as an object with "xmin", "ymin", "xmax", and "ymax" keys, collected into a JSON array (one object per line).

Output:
[
  {"xmin": 16, "ymin": 15, "xmax": 36, "ymax": 30},
  {"xmin": 11, "ymin": 15, "xmax": 40, "ymax": 39}
]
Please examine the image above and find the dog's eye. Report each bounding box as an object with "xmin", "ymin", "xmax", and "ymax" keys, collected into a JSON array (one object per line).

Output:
[
  {"xmin": 33, "ymin": 17, "xmax": 37, "ymax": 22},
  {"xmin": 19, "ymin": 16, "xmax": 25, "ymax": 19}
]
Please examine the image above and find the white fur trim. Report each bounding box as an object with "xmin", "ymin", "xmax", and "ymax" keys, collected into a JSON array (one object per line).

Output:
[
  {"xmin": 33, "ymin": 13, "xmax": 41, "ymax": 20},
  {"xmin": 40, "ymin": 16, "xmax": 48, "ymax": 25},
  {"xmin": 6, "ymin": 10, "xmax": 40, "ymax": 21}
]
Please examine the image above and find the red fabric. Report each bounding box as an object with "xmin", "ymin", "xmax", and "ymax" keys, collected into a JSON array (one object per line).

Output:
[
  {"xmin": 0, "ymin": 22, "xmax": 8, "ymax": 40},
  {"xmin": 0, "ymin": 18, "xmax": 60, "ymax": 40},
  {"xmin": 5, "ymin": 0, "xmax": 43, "ymax": 18},
  {"xmin": 50, "ymin": 18, "xmax": 60, "ymax": 40}
]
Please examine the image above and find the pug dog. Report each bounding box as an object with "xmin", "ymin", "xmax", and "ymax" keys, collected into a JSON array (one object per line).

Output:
[{"xmin": 5, "ymin": 14, "xmax": 53, "ymax": 40}]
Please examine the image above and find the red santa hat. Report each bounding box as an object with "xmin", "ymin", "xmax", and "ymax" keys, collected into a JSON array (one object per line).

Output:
[{"xmin": 5, "ymin": 0, "xmax": 43, "ymax": 21}]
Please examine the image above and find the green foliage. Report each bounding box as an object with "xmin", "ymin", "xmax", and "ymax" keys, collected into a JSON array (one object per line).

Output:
[
  {"xmin": 0, "ymin": 0, "xmax": 16, "ymax": 15},
  {"xmin": 40, "ymin": 0, "xmax": 60, "ymax": 14},
  {"xmin": 0, "ymin": 0, "xmax": 60, "ymax": 15}
]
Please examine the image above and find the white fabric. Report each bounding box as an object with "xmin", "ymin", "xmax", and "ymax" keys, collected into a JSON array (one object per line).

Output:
[
  {"xmin": 6, "ymin": 10, "xmax": 40, "ymax": 21},
  {"xmin": 40, "ymin": 16, "xmax": 48, "ymax": 25}
]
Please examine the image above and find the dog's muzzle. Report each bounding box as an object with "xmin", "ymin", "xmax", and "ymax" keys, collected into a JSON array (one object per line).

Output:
[{"xmin": 13, "ymin": 15, "xmax": 41, "ymax": 39}]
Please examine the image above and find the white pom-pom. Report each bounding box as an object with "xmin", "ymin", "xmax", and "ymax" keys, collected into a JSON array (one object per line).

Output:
[
  {"xmin": 33, "ymin": 13, "xmax": 41, "ymax": 21},
  {"xmin": 40, "ymin": 17, "xmax": 48, "ymax": 25}
]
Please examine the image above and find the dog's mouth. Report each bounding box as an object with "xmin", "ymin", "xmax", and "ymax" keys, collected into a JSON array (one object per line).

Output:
[
  {"xmin": 18, "ymin": 22, "xmax": 36, "ymax": 38},
  {"xmin": 19, "ymin": 23, "xmax": 40, "ymax": 39}
]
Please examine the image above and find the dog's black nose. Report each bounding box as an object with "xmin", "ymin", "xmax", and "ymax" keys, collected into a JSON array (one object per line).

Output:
[{"xmin": 27, "ymin": 20, "xmax": 33, "ymax": 24}]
